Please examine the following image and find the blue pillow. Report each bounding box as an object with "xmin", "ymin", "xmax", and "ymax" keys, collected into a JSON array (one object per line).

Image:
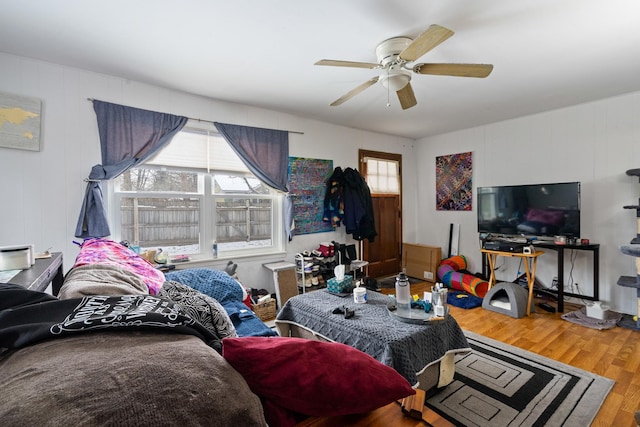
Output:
[
  {"xmin": 447, "ymin": 290, "xmax": 483, "ymax": 309},
  {"xmin": 165, "ymin": 268, "xmax": 244, "ymax": 304}
]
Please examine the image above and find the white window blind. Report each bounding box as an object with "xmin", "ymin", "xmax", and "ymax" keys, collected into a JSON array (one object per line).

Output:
[
  {"xmin": 365, "ymin": 157, "xmax": 400, "ymax": 194},
  {"xmin": 146, "ymin": 127, "xmax": 250, "ymax": 173}
]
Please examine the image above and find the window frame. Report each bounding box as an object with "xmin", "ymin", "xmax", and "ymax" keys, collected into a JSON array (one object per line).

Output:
[{"xmin": 108, "ymin": 125, "xmax": 285, "ymax": 260}]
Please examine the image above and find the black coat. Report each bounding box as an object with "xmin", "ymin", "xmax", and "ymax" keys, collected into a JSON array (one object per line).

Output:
[{"xmin": 323, "ymin": 167, "xmax": 377, "ymax": 242}]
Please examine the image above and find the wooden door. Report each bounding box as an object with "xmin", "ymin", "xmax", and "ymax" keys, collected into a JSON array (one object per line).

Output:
[
  {"xmin": 359, "ymin": 150, "xmax": 402, "ymax": 279},
  {"xmin": 366, "ymin": 194, "xmax": 401, "ymax": 277}
]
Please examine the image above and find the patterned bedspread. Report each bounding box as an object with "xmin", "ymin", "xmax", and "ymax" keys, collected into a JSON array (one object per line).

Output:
[
  {"xmin": 74, "ymin": 238, "xmax": 165, "ymax": 294},
  {"xmin": 276, "ymin": 290, "xmax": 470, "ymax": 386},
  {"xmin": 166, "ymin": 268, "xmax": 277, "ymax": 338},
  {"xmin": 70, "ymin": 239, "xmax": 275, "ymax": 338}
]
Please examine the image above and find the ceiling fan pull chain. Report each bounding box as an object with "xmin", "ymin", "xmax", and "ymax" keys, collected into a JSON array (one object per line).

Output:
[{"xmin": 386, "ymin": 68, "xmax": 391, "ymax": 107}]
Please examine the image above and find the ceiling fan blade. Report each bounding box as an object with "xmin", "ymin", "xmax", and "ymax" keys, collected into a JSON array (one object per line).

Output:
[
  {"xmin": 315, "ymin": 59, "xmax": 380, "ymax": 69},
  {"xmin": 396, "ymin": 82, "xmax": 417, "ymax": 110},
  {"xmin": 399, "ymin": 24, "xmax": 454, "ymax": 62},
  {"xmin": 330, "ymin": 77, "xmax": 380, "ymax": 106},
  {"xmin": 413, "ymin": 63, "xmax": 494, "ymax": 78}
]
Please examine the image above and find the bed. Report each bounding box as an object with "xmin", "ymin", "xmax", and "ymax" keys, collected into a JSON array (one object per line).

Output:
[{"xmin": 0, "ymin": 238, "xmax": 417, "ymax": 426}]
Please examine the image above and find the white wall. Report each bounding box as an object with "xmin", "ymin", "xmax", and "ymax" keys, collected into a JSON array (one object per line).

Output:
[
  {"xmin": 0, "ymin": 52, "xmax": 418, "ymax": 294},
  {"xmin": 415, "ymin": 92, "xmax": 640, "ymax": 315},
  {"xmin": 6, "ymin": 51, "xmax": 637, "ymax": 315}
]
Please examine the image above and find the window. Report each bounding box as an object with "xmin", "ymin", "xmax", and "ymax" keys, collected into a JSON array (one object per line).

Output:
[
  {"xmin": 364, "ymin": 157, "xmax": 400, "ymax": 194},
  {"xmin": 111, "ymin": 126, "xmax": 284, "ymax": 259}
]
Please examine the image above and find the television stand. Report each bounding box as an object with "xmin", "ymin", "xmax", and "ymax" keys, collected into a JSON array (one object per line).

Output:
[
  {"xmin": 481, "ymin": 243, "xmax": 600, "ymax": 313},
  {"xmin": 533, "ymin": 242, "xmax": 600, "ymax": 313}
]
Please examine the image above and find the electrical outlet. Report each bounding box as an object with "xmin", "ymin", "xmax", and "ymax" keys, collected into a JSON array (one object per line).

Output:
[{"xmin": 424, "ymin": 271, "xmax": 433, "ymax": 280}]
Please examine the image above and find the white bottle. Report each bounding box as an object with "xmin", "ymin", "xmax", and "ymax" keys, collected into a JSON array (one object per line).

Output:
[
  {"xmin": 433, "ymin": 283, "xmax": 447, "ymax": 316},
  {"xmin": 395, "ymin": 272, "xmax": 411, "ymax": 313},
  {"xmin": 434, "ymin": 301, "xmax": 445, "ymax": 317}
]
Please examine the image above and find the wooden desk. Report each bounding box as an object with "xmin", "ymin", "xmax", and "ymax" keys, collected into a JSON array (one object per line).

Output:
[
  {"xmin": 481, "ymin": 249, "xmax": 544, "ymax": 316},
  {"xmin": 7, "ymin": 252, "xmax": 64, "ymax": 294}
]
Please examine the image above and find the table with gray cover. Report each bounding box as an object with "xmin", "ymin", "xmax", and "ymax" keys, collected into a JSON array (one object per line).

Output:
[{"xmin": 276, "ymin": 290, "xmax": 470, "ymax": 389}]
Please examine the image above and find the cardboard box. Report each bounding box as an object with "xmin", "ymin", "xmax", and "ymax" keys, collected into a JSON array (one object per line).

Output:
[{"xmin": 402, "ymin": 243, "xmax": 442, "ymax": 282}]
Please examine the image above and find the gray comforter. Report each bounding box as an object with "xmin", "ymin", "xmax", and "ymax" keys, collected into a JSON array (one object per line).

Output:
[
  {"xmin": 0, "ymin": 331, "xmax": 267, "ymax": 426},
  {"xmin": 276, "ymin": 290, "xmax": 470, "ymax": 386}
]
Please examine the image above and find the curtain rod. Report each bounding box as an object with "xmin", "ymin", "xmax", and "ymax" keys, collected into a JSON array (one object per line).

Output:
[{"xmin": 86, "ymin": 98, "xmax": 303, "ymax": 135}]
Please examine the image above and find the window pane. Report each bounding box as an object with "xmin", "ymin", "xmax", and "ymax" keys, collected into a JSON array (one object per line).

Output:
[
  {"xmin": 116, "ymin": 169, "xmax": 200, "ymax": 193},
  {"xmin": 366, "ymin": 158, "xmax": 399, "ymax": 194},
  {"xmin": 215, "ymin": 197, "xmax": 272, "ymax": 250},
  {"xmin": 213, "ymin": 173, "xmax": 271, "ymax": 195},
  {"xmin": 120, "ymin": 197, "xmax": 200, "ymax": 255}
]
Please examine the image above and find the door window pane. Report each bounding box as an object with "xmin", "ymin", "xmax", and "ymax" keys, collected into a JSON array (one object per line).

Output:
[{"xmin": 366, "ymin": 158, "xmax": 400, "ymax": 194}]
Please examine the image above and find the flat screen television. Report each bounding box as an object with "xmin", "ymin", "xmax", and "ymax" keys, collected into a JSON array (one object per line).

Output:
[{"xmin": 477, "ymin": 181, "xmax": 581, "ymax": 238}]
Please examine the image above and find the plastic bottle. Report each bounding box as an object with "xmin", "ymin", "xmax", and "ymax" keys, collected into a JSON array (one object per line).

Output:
[
  {"xmin": 212, "ymin": 241, "xmax": 218, "ymax": 259},
  {"xmin": 395, "ymin": 272, "xmax": 411, "ymax": 313},
  {"xmin": 154, "ymin": 248, "xmax": 168, "ymax": 264}
]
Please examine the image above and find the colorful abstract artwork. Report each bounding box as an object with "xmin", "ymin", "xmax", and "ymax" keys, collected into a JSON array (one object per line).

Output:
[
  {"xmin": 436, "ymin": 151, "xmax": 473, "ymax": 211},
  {"xmin": 288, "ymin": 157, "xmax": 334, "ymax": 235}
]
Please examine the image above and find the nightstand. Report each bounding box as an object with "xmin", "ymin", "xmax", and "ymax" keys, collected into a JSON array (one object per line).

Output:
[{"xmin": 263, "ymin": 261, "xmax": 298, "ymax": 310}]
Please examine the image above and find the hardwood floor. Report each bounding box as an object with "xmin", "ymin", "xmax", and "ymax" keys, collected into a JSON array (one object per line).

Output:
[{"xmin": 296, "ymin": 282, "xmax": 640, "ymax": 427}]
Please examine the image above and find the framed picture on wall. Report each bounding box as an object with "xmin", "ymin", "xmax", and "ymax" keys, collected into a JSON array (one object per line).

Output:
[
  {"xmin": 288, "ymin": 157, "xmax": 334, "ymax": 235},
  {"xmin": 436, "ymin": 151, "xmax": 473, "ymax": 211},
  {"xmin": 0, "ymin": 91, "xmax": 42, "ymax": 151}
]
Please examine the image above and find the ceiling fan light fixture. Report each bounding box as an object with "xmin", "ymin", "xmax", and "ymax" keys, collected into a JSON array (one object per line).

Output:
[
  {"xmin": 375, "ymin": 37, "xmax": 412, "ymax": 67},
  {"xmin": 317, "ymin": 24, "xmax": 493, "ymax": 109},
  {"xmin": 380, "ymin": 72, "xmax": 410, "ymax": 92}
]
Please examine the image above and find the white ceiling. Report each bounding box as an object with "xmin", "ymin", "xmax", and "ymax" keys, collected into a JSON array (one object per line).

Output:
[{"xmin": 1, "ymin": 0, "xmax": 640, "ymax": 140}]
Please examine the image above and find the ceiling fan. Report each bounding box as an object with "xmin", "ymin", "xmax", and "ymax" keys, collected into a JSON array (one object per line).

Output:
[{"xmin": 315, "ymin": 24, "xmax": 493, "ymax": 110}]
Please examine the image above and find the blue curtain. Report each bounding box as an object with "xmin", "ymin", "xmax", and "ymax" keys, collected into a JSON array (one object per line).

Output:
[
  {"xmin": 75, "ymin": 100, "xmax": 188, "ymax": 238},
  {"xmin": 214, "ymin": 122, "xmax": 295, "ymax": 240},
  {"xmin": 214, "ymin": 122, "xmax": 289, "ymax": 192}
]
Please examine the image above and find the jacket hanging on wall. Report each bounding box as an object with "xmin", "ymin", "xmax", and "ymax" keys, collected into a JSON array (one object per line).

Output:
[{"xmin": 323, "ymin": 167, "xmax": 377, "ymax": 242}]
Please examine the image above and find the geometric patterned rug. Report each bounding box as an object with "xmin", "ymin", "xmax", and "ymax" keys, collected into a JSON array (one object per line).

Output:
[{"xmin": 426, "ymin": 331, "xmax": 615, "ymax": 427}]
